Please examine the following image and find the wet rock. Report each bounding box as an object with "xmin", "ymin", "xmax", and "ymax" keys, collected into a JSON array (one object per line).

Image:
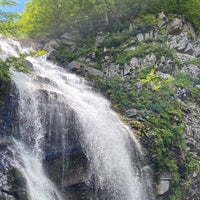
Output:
[
  {"xmin": 47, "ymin": 50, "xmax": 58, "ymax": 61},
  {"xmin": 17, "ymin": 38, "xmax": 33, "ymax": 48},
  {"xmin": 0, "ymin": 140, "xmax": 28, "ymax": 200},
  {"xmin": 0, "ymin": 82, "xmax": 18, "ymax": 138},
  {"xmin": 192, "ymin": 42, "xmax": 200, "ymax": 57}
]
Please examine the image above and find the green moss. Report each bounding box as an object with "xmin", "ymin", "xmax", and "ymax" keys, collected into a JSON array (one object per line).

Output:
[
  {"xmin": 191, "ymin": 86, "xmax": 200, "ymax": 97},
  {"xmin": 167, "ymin": 186, "xmax": 182, "ymax": 200}
]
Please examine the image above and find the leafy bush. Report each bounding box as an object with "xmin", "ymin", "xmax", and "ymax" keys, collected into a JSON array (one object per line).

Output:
[
  {"xmin": 0, "ymin": 54, "xmax": 30, "ymax": 81},
  {"xmin": 173, "ymin": 72, "xmax": 196, "ymax": 88},
  {"xmin": 99, "ymin": 33, "xmax": 129, "ymax": 48},
  {"xmin": 133, "ymin": 14, "xmax": 158, "ymax": 32}
]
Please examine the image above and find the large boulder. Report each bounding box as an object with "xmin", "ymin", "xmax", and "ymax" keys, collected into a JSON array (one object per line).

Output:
[
  {"xmin": 181, "ymin": 64, "xmax": 200, "ymax": 78},
  {"xmin": 43, "ymin": 39, "xmax": 61, "ymax": 52},
  {"xmin": 167, "ymin": 18, "xmax": 183, "ymax": 35},
  {"xmin": 59, "ymin": 33, "xmax": 77, "ymax": 51},
  {"xmin": 67, "ymin": 61, "xmax": 104, "ymax": 77}
]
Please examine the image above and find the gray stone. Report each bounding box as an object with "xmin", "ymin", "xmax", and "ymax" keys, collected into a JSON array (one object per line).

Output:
[
  {"xmin": 34, "ymin": 34, "xmax": 48, "ymax": 44},
  {"xmin": 157, "ymin": 180, "xmax": 170, "ymax": 195},
  {"xmin": 137, "ymin": 33, "xmax": 144, "ymax": 42},
  {"xmin": 122, "ymin": 63, "xmax": 132, "ymax": 76},
  {"xmin": 18, "ymin": 38, "xmax": 33, "ymax": 48},
  {"xmin": 177, "ymin": 37, "xmax": 189, "ymax": 52},
  {"xmin": 67, "ymin": 61, "xmax": 104, "ymax": 77},
  {"xmin": 130, "ymin": 57, "xmax": 140, "ymax": 69},
  {"xmin": 184, "ymin": 104, "xmax": 200, "ymax": 141},
  {"xmin": 158, "ymin": 12, "xmax": 168, "ymax": 28},
  {"xmin": 192, "ymin": 43, "xmax": 200, "ymax": 57},
  {"xmin": 32, "ymin": 43, "xmax": 43, "ymax": 50},
  {"xmin": 47, "ymin": 50, "xmax": 58, "ymax": 61},
  {"xmin": 160, "ymin": 56, "xmax": 166, "ymax": 63},
  {"xmin": 43, "ymin": 39, "xmax": 60, "ymax": 52},
  {"xmin": 184, "ymin": 42, "xmax": 194, "ymax": 55},
  {"xmin": 106, "ymin": 63, "xmax": 120, "ymax": 78},
  {"xmin": 136, "ymin": 82, "xmax": 144, "ymax": 92},
  {"xmin": 60, "ymin": 33, "xmax": 76, "ymax": 47},
  {"xmin": 125, "ymin": 109, "xmax": 138, "ymax": 118},
  {"xmin": 129, "ymin": 24, "xmax": 133, "ymax": 32},
  {"xmin": 181, "ymin": 64, "xmax": 200, "ymax": 78},
  {"xmin": 182, "ymin": 21, "xmax": 196, "ymax": 40},
  {"xmin": 141, "ymin": 54, "xmax": 157, "ymax": 68},
  {"xmin": 156, "ymin": 71, "xmax": 171, "ymax": 79},
  {"xmin": 176, "ymin": 53, "xmax": 194, "ymax": 62},
  {"xmin": 157, "ymin": 59, "xmax": 177, "ymax": 74},
  {"xmin": 167, "ymin": 18, "xmax": 183, "ymax": 35},
  {"xmin": 157, "ymin": 173, "xmax": 171, "ymax": 195}
]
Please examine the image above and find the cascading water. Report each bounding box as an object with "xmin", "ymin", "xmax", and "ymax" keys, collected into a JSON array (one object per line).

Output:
[{"xmin": 0, "ymin": 36, "xmax": 154, "ymax": 200}]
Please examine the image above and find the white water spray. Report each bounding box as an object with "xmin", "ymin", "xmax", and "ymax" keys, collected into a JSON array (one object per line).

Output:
[{"xmin": 0, "ymin": 37, "xmax": 154, "ymax": 200}]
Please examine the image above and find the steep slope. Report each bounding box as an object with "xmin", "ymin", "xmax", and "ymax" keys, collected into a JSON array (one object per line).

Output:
[{"xmin": 36, "ymin": 13, "xmax": 200, "ymax": 199}]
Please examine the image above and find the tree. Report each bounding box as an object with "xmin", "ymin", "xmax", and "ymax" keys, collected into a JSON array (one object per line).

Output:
[
  {"xmin": 0, "ymin": 0, "xmax": 18, "ymax": 35},
  {"xmin": 17, "ymin": 0, "xmax": 76, "ymax": 37}
]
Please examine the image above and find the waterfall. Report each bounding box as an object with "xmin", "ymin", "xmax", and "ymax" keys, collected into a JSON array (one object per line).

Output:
[{"xmin": 0, "ymin": 37, "xmax": 154, "ymax": 200}]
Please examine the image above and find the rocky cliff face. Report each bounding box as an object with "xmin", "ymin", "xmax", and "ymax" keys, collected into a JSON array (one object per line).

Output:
[
  {"xmin": 35, "ymin": 13, "xmax": 200, "ymax": 199},
  {"xmin": 0, "ymin": 83, "xmax": 28, "ymax": 200},
  {"xmin": 0, "ymin": 13, "xmax": 200, "ymax": 200},
  {"xmin": 0, "ymin": 81, "xmax": 95, "ymax": 200}
]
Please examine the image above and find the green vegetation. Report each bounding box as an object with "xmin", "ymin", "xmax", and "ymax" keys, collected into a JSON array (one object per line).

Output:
[
  {"xmin": 0, "ymin": 52, "xmax": 35, "ymax": 89},
  {"xmin": 0, "ymin": 0, "xmax": 19, "ymax": 35},
  {"xmin": 0, "ymin": 49, "xmax": 47, "ymax": 83},
  {"xmin": 88, "ymin": 65, "xmax": 199, "ymax": 199},
  {"xmin": 11, "ymin": 0, "xmax": 200, "ymax": 38},
  {"xmin": 191, "ymin": 86, "xmax": 200, "ymax": 97},
  {"xmin": 51, "ymin": 24, "xmax": 199, "ymax": 198},
  {"xmin": 0, "ymin": 0, "xmax": 199, "ymax": 199}
]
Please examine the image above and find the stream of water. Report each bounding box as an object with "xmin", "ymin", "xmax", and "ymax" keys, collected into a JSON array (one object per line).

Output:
[{"xmin": 0, "ymin": 36, "xmax": 154, "ymax": 200}]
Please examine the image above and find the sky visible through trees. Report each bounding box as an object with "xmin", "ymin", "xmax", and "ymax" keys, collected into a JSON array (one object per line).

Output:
[{"xmin": 1, "ymin": 0, "xmax": 27, "ymax": 12}]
